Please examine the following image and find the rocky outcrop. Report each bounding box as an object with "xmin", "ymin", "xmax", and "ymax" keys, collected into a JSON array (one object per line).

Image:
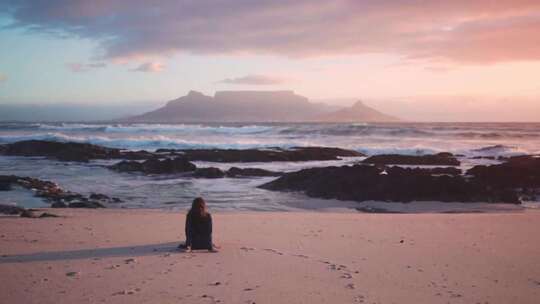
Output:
[
  {"xmin": 66, "ymin": 201, "xmax": 106, "ymax": 208},
  {"xmin": 0, "ymin": 180, "xmax": 12, "ymax": 191},
  {"xmin": 1, "ymin": 140, "xmax": 364, "ymax": 164},
  {"xmin": 0, "ymin": 175, "xmax": 117, "ymax": 208},
  {"xmin": 259, "ymin": 165, "xmax": 519, "ymax": 204},
  {"xmin": 1, "ymin": 140, "xmax": 121, "ymax": 162},
  {"xmin": 0, "ymin": 204, "xmax": 59, "ymax": 218},
  {"xmin": 172, "ymin": 147, "xmax": 364, "ymax": 162},
  {"xmin": 467, "ymin": 155, "xmax": 540, "ymax": 189},
  {"xmin": 0, "ymin": 204, "xmax": 26, "ymax": 215},
  {"xmin": 226, "ymin": 167, "xmax": 282, "ymax": 177},
  {"xmin": 109, "ymin": 157, "xmax": 197, "ymax": 174},
  {"xmin": 424, "ymin": 167, "xmax": 462, "ymax": 175},
  {"xmin": 193, "ymin": 167, "xmax": 226, "ymax": 178},
  {"xmin": 362, "ymin": 153, "xmax": 460, "ymax": 166},
  {"xmin": 0, "ymin": 140, "xmax": 155, "ymax": 162}
]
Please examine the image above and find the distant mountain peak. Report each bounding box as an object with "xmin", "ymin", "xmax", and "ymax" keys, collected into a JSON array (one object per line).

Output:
[
  {"xmin": 352, "ymin": 100, "xmax": 365, "ymax": 107},
  {"xmin": 314, "ymin": 100, "xmax": 400, "ymax": 122},
  {"xmin": 127, "ymin": 90, "xmax": 399, "ymax": 123},
  {"xmin": 187, "ymin": 90, "xmax": 205, "ymax": 97}
]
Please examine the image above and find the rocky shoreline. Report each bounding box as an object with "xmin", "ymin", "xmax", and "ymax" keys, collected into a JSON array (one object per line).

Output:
[
  {"xmin": 0, "ymin": 175, "xmax": 121, "ymax": 209},
  {"xmin": 0, "ymin": 140, "xmax": 363, "ymax": 163},
  {"xmin": 260, "ymin": 155, "xmax": 540, "ymax": 204},
  {"xmin": 361, "ymin": 152, "xmax": 460, "ymax": 166},
  {"xmin": 1, "ymin": 140, "xmax": 539, "ymax": 207}
]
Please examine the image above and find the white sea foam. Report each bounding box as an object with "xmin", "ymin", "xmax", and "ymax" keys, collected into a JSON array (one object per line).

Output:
[{"xmin": 1, "ymin": 122, "xmax": 539, "ymax": 156}]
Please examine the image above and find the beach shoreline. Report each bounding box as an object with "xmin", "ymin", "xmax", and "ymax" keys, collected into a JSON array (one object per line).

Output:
[{"xmin": 1, "ymin": 208, "xmax": 539, "ymax": 303}]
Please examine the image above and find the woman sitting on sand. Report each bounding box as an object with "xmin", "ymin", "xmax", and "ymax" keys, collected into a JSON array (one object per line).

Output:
[{"xmin": 182, "ymin": 197, "xmax": 217, "ymax": 252}]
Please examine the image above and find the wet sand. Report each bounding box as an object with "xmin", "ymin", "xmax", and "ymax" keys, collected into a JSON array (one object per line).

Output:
[{"xmin": 1, "ymin": 209, "xmax": 539, "ymax": 303}]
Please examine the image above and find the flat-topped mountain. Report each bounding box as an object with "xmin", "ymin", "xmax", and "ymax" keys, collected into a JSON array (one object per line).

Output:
[{"xmin": 127, "ymin": 90, "xmax": 398, "ymax": 123}]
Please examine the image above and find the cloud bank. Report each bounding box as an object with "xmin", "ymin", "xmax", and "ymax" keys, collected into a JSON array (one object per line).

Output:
[
  {"xmin": 0, "ymin": 74, "xmax": 7, "ymax": 82},
  {"xmin": 219, "ymin": 75, "xmax": 286, "ymax": 85},
  {"xmin": 3, "ymin": 1, "xmax": 540, "ymax": 64}
]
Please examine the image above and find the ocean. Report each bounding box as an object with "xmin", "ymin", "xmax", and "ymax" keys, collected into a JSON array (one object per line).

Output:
[{"xmin": 1, "ymin": 122, "xmax": 539, "ymax": 211}]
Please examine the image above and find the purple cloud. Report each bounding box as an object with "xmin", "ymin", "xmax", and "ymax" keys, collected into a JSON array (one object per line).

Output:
[
  {"xmin": 4, "ymin": 1, "xmax": 540, "ymax": 63},
  {"xmin": 219, "ymin": 75, "xmax": 286, "ymax": 85}
]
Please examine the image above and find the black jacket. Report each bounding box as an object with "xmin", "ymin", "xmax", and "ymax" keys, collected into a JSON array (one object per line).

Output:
[{"xmin": 185, "ymin": 212, "xmax": 213, "ymax": 250}]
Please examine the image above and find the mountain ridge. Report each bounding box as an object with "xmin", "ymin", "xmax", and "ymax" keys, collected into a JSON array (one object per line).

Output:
[{"xmin": 127, "ymin": 90, "xmax": 399, "ymax": 123}]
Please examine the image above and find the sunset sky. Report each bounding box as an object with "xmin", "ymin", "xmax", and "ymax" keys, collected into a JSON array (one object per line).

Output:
[{"xmin": 1, "ymin": 0, "xmax": 539, "ymax": 121}]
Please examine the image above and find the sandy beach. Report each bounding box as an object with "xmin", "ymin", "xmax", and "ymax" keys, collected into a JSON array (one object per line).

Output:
[{"xmin": 1, "ymin": 209, "xmax": 540, "ymax": 304}]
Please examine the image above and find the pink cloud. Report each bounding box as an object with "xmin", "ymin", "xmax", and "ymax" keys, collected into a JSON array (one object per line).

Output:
[
  {"xmin": 5, "ymin": 1, "xmax": 540, "ymax": 64},
  {"xmin": 131, "ymin": 62, "xmax": 164, "ymax": 73}
]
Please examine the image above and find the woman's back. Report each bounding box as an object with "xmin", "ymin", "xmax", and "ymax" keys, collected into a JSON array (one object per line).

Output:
[
  {"xmin": 187, "ymin": 211, "xmax": 212, "ymax": 236},
  {"xmin": 185, "ymin": 197, "xmax": 214, "ymax": 250}
]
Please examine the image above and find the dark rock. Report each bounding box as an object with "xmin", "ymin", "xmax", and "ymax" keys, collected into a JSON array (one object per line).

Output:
[
  {"xmin": 356, "ymin": 206, "xmax": 402, "ymax": 213},
  {"xmin": 110, "ymin": 157, "xmax": 197, "ymax": 174},
  {"xmin": 109, "ymin": 160, "xmax": 143, "ymax": 172},
  {"xmin": 1, "ymin": 140, "xmax": 122, "ymax": 162},
  {"xmin": 56, "ymin": 151, "xmax": 91, "ymax": 162},
  {"xmin": 89, "ymin": 193, "xmax": 110, "ymax": 201},
  {"xmin": 260, "ymin": 165, "xmax": 519, "ymax": 203},
  {"xmin": 20, "ymin": 209, "xmax": 38, "ymax": 218},
  {"xmin": 193, "ymin": 167, "xmax": 226, "ymax": 178},
  {"xmin": 362, "ymin": 153, "xmax": 460, "ymax": 166},
  {"xmin": 0, "ymin": 204, "xmax": 25, "ymax": 215},
  {"xmin": 142, "ymin": 157, "xmax": 197, "ymax": 174},
  {"xmin": 0, "ymin": 175, "xmax": 111, "ymax": 208},
  {"xmin": 425, "ymin": 167, "xmax": 462, "ymax": 176},
  {"xmin": 226, "ymin": 167, "xmax": 283, "ymax": 177},
  {"xmin": 121, "ymin": 150, "xmax": 156, "ymax": 160},
  {"xmin": 51, "ymin": 201, "xmax": 68, "ymax": 208},
  {"xmin": 155, "ymin": 148, "xmax": 177, "ymax": 153},
  {"xmin": 467, "ymin": 155, "xmax": 540, "ymax": 189},
  {"xmin": 0, "ymin": 140, "xmax": 157, "ymax": 162},
  {"xmin": 0, "ymin": 181, "xmax": 11, "ymax": 191},
  {"xmin": 176, "ymin": 146, "xmax": 363, "ymax": 162},
  {"xmin": 69, "ymin": 201, "xmax": 106, "ymax": 208},
  {"xmin": 2, "ymin": 140, "xmax": 364, "ymax": 163},
  {"xmin": 20, "ymin": 210, "xmax": 59, "ymax": 218},
  {"xmin": 39, "ymin": 212, "xmax": 60, "ymax": 218},
  {"xmin": 0, "ymin": 204, "xmax": 58, "ymax": 218}
]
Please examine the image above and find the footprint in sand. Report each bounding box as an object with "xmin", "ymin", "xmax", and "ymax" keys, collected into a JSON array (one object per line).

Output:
[
  {"xmin": 65, "ymin": 271, "xmax": 80, "ymax": 277},
  {"xmin": 105, "ymin": 264, "xmax": 121, "ymax": 270},
  {"xmin": 243, "ymin": 285, "xmax": 260, "ymax": 292},
  {"xmin": 112, "ymin": 288, "xmax": 141, "ymax": 296},
  {"xmin": 201, "ymin": 294, "xmax": 222, "ymax": 303},
  {"xmin": 341, "ymin": 273, "xmax": 353, "ymax": 279},
  {"xmin": 353, "ymin": 295, "xmax": 365, "ymax": 303},
  {"xmin": 263, "ymin": 248, "xmax": 284, "ymax": 255}
]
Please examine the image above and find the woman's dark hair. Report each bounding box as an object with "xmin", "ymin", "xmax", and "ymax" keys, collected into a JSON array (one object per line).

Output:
[{"xmin": 189, "ymin": 197, "xmax": 208, "ymax": 218}]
